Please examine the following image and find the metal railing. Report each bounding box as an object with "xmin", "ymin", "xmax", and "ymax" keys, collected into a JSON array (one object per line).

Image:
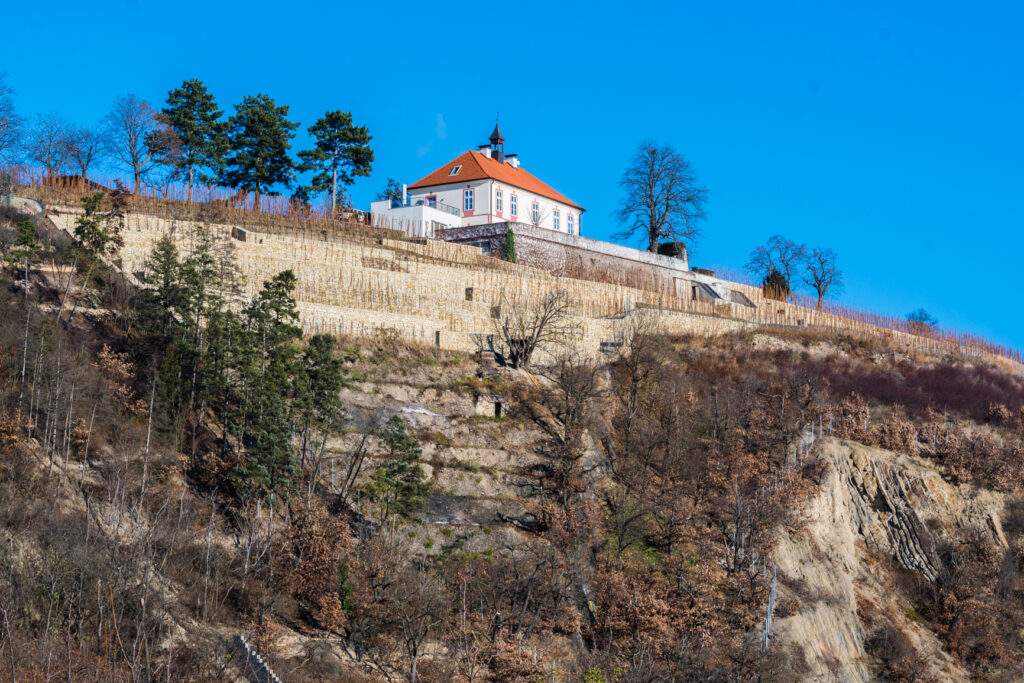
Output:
[{"xmin": 389, "ymin": 197, "xmax": 461, "ymax": 217}]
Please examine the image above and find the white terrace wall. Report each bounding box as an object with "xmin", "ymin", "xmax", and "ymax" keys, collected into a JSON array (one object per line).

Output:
[{"xmin": 44, "ymin": 205, "xmax": 988, "ymax": 364}]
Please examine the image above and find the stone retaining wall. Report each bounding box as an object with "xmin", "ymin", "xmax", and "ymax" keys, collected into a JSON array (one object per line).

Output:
[
  {"xmin": 438, "ymin": 222, "xmax": 690, "ymax": 280},
  {"xmin": 43, "ymin": 206, "xmax": 983, "ymax": 363}
]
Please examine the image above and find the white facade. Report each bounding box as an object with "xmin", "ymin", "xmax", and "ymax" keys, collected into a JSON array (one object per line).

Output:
[
  {"xmin": 372, "ymin": 177, "xmax": 583, "ymax": 237},
  {"xmin": 369, "ymin": 199, "xmax": 462, "ymax": 237},
  {"xmin": 408, "ymin": 179, "xmax": 582, "ymax": 234}
]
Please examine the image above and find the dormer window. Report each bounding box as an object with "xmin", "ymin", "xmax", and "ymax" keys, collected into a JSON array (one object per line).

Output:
[{"xmin": 449, "ymin": 165, "xmax": 462, "ymax": 176}]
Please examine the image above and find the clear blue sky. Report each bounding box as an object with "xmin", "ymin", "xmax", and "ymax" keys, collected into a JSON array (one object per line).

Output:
[{"xmin": 4, "ymin": 1, "xmax": 1023, "ymax": 349}]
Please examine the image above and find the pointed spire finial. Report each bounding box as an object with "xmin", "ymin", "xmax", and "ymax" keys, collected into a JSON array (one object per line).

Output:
[{"xmin": 489, "ymin": 114, "xmax": 504, "ymax": 145}]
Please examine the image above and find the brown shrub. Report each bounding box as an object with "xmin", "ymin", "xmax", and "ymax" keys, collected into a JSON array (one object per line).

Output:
[
  {"xmin": 875, "ymin": 407, "xmax": 919, "ymax": 455},
  {"xmin": 279, "ymin": 500, "xmax": 352, "ymax": 631},
  {"xmin": 863, "ymin": 623, "xmax": 927, "ymax": 682},
  {"xmin": 488, "ymin": 640, "xmax": 549, "ymax": 682},
  {"xmin": 987, "ymin": 402, "xmax": 1012, "ymax": 426}
]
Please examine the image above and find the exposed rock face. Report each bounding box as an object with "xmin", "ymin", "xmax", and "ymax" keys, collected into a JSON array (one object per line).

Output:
[{"xmin": 773, "ymin": 438, "xmax": 1007, "ymax": 682}]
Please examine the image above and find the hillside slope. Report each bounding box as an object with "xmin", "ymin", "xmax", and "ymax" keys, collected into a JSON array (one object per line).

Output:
[{"xmin": 2, "ymin": 202, "xmax": 1023, "ymax": 682}]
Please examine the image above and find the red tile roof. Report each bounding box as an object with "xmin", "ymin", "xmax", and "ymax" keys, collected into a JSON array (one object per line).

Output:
[{"xmin": 407, "ymin": 150, "xmax": 584, "ymax": 210}]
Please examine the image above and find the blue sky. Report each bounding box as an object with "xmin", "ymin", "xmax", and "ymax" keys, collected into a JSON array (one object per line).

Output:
[{"xmin": 4, "ymin": 1, "xmax": 1023, "ymax": 349}]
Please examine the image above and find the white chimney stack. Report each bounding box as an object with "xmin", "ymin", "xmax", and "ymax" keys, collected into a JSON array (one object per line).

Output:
[
  {"xmin": 506, "ymin": 153, "xmax": 520, "ymax": 169},
  {"xmin": 477, "ymin": 144, "xmax": 492, "ymax": 158}
]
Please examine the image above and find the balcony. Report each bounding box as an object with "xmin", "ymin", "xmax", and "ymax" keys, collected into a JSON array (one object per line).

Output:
[{"xmin": 390, "ymin": 197, "xmax": 461, "ymax": 217}]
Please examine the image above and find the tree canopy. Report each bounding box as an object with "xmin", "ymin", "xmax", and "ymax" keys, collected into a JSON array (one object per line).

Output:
[
  {"xmin": 223, "ymin": 94, "xmax": 299, "ymax": 209},
  {"xmin": 616, "ymin": 143, "xmax": 707, "ymax": 252},
  {"xmin": 0, "ymin": 75, "xmax": 22, "ymax": 163},
  {"xmin": 297, "ymin": 110, "xmax": 373, "ymax": 215},
  {"xmin": 146, "ymin": 79, "xmax": 226, "ymax": 200}
]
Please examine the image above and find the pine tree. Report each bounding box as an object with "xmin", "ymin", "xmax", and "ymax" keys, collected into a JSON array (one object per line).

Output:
[
  {"xmin": 376, "ymin": 177, "xmax": 403, "ymax": 203},
  {"xmin": 6, "ymin": 218, "xmax": 41, "ymax": 282},
  {"xmin": 176, "ymin": 226, "xmax": 242, "ymax": 447},
  {"xmin": 136, "ymin": 236, "xmax": 184, "ymax": 345},
  {"xmin": 502, "ymin": 228, "xmax": 517, "ymax": 263},
  {"xmin": 73, "ymin": 192, "xmax": 123, "ymax": 268},
  {"xmin": 230, "ymin": 270, "xmax": 303, "ymax": 498},
  {"xmin": 297, "ymin": 111, "xmax": 373, "ymax": 216},
  {"xmin": 363, "ymin": 415, "xmax": 429, "ymax": 524},
  {"xmin": 223, "ymin": 95, "xmax": 299, "ymax": 210},
  {"xmin": 8, "ymin": 218, "xmax": 41, "ymax": 394},
  {"xmin": 146, "ymin": 79, "xmax": 226, "ymax": 202},
  {"xmin": 293, "ymin": 334, "xmax": 346, "ymax": 471}
]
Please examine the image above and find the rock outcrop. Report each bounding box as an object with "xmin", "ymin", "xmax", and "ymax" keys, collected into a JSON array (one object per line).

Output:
[{"xmin": 773, "ymin": 438, "xmax": 1008, "ymax": 682}]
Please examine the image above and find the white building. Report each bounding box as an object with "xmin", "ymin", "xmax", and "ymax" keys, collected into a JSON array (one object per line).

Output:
[{"xmin": 370, "ymin": 123, "xmax": 584, "ymax": 238}]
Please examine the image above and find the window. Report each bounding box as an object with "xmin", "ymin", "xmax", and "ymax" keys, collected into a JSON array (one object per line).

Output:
[
  {"xmin": 463, "ymin": 188, "xmax": 474, "ymax": 212},
  {"xmin": 449, "ymin": 165, "xmax": 462, "ymax": 176},
  {"xmin": 567, "ymin": 213, "xmax": 575, "ymax": 235},
  {"xmin": 553, "ymin": 209, "xmax": 561, "ymax": 231},
  {"xmin": 531, "ymin": 201, "xmax": 540, "ymax": 225},
  {"xmin": 510, "ymin": 194, "xmax": 518, "ymax": 216},
  {"xmin": 495, "ymin": 187, "xmax": 503, "ymax": 212}
]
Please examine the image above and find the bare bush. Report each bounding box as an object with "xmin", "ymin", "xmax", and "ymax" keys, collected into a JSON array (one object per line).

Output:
[{"xmin": 492, "ymin": 289, "xmax": 576, "ymax": 368}]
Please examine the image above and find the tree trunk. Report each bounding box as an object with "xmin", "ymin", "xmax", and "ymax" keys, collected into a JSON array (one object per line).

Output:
[
  {"xmin": 816, "ymin": 293, "xmax": 823, "ymax": 310},
  {"xmin": 19, "ymin": 259, "xmax": 30, "ymax": 411},
  {"xmin": 254, "ymin": 188, "xmax": 261, "ymax": 211},
  {"xmin": 133, "ymin": 167, "xmax": 141, "ymax": 194},
  {"xmin": 187, "ymin": 166, "xmax": 194, "ymax": 203},
  {"xmin": 331, "ymin": 166, "xmax": 338, "ymax": 217}
]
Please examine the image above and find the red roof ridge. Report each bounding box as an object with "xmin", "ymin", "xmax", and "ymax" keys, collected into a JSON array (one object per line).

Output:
[{"xmin": 407, "ymin": 150, "xmax": 583, "ymax": 210}]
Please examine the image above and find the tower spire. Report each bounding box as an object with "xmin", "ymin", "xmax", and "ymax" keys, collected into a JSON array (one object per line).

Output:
[
  {"xmin": 489, "ymin": 115, "xmax": 505, "ymax": 162},
  {"xmin": 489, "ymin": 114, "xmax": 504, "ymax": 144}
]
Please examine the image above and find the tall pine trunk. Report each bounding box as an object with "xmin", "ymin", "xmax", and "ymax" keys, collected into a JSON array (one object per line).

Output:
[
  {"xmin": 187, "ymin": 166, "xmax": 194, "ymax": 203},
  {"xmin": 331, "ymin": 166, "xmax": 338, "ymax": 217}
]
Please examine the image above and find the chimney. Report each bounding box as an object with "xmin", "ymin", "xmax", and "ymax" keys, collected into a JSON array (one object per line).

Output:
[
  {"xmin": 506, "ymin": 153, "xmax": 520, "ymax": 169},
  {"xmin": 477, "ymin": 144, "xmax": 492, "ymax": 159}
]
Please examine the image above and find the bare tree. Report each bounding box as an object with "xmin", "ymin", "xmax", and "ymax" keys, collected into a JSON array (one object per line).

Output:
[
  {"xmin": 104, "ymin": 95, "xmax": 156, "ymax": 193},
  {"xmin": 27, "ymin": 115, "xmax": 72, "ymax": 177},
  {"xmin": 493, "ymin": 289, "xmax": 576, "ymax": 368},
  {"xmin": 0, "ymin": 74, "xmax": 22, "ymax": 163},
  {"xmin": 746, "ymin": 235, "xmax": 808, "ymax": 291},
  {"xmin": 616, "ymin": 142, "xmax": 707, "ymax": 252},
  {"xmin": 802, "ymin": 247, "xmax": 843, "ymax": 309},
  {"xmin": 65, "ymin": 126, "xmax": 108, "ymax": 181},
  {"xmin": 391, "ymin": 566, "xmax": 448, "ymax": 683}
]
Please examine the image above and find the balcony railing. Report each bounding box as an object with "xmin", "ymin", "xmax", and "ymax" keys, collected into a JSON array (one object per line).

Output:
[{"xmin": 390, "ymin": 197, "xmax": 462, "ymax": 217}]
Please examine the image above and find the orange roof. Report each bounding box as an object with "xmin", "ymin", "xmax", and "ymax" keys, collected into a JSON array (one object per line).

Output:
[{"xmin": 407, "ymin": 150, "xmax": 584, "ymax": 210}]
